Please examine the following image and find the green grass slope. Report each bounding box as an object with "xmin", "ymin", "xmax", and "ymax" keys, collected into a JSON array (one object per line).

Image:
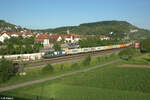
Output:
[{"xmin": 1, "ymin": 58, "xmax": 150, "ymax": 100}]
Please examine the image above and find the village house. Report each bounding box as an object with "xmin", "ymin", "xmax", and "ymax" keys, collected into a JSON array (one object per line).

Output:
[
  {"xmin": 34, "ymin": 32, "xmax": 81, "ymax": 49},
  {"xmin": 0, "ymin": 32, "xmax": 34, "ymax": 42},
  {"xmin": 49, "ymin": 34, "xmax": 62, "ymax": 42},
  {"xmin": 35, "ymin": 34, "xmax": 49, "ymax": 44},
  {"xmin": 62, "ymin": 33, "xmax": 81, "ymax": 43},
  {"xmin": 0, "ymin": 32, "xmax": 10, "ymax": 42},
  {"xmin": 34, "ymin": 34, "xmax": 53, "ymax": 48},
  {"xmin": 99, "ymin": 35, "xmax": 110, "ymax": 40}
]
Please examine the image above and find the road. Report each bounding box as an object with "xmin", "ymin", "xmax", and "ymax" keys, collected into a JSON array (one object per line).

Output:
[{"xmin": 0, "ymin": 59, "xmax": 121, "ymax": 92}]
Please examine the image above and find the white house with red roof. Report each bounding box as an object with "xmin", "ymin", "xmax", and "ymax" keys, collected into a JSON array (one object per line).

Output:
[
  {"xmin": 0, "ymin": 32, "xmax": 11, "ymax": 42},
  {"xmin": 62, "ymin": 33, "xmax": 81, "ymax": 43},
  {"xmin": 0, "ymin": 32, "xmax": 34, "ymax": 42},
  {"xmin": 49, "ymin": 34, "xmax": 62, "ymax": 42},
  {"xmin": 34, "ymin": 34, "xmax": 50, "ymax": 45}
]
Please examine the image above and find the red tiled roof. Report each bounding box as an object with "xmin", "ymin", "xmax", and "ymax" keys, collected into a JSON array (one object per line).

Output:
[
  {"xmin": 34, "ymin": 38, "xmax": 44, "ymax": 42},
  {"xmin": 0, "ymin": 32, "xmax": 33, "ymax": 37},
  {"xmin": 35, "ymin": 34, "xmax": 49, "ymax": 42},
  {"xmin": 49, "ymin": 34, "xmax": 60, "ymax": 39},
  {"xmin": 34, "ymin": 33, "xmax": 81, "ymax": 42}
]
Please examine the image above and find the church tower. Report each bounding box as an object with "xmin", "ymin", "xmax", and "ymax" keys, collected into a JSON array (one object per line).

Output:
[{"xmin": 67, "ymin": 29, "xmax": 70, "ymax": 34}]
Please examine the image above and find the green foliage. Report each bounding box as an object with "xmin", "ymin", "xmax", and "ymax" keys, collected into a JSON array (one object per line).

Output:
[
  {"xmin": 79, "ymin": 36, "xmax": 121, "ymax": 48},
  {"xmin": 119, "ymin": 47, "xmax": 140, "ymax": 60},
  {"xmin": 53, "ymin": 43, "xmax": 61, "ymax": 51},
  {"xmin": 0, "ymin": 20, "xmax": 30, "ymax": 32},
  {"xmin": 33, "ymin": 20, "xmax": 150, "ymax": 40},
  {"xmin": 140, "ymin": 38, "xmax": 150, "ymax": 53},
  {"xmin": 82, "ymin": 54, "xmax": 91, "ymax": 66},
  {"xmin": 2, "ymin": 57, "xmax": 150, "ymax": 100},
  {"xmin": 0, "ymin": 57, "xmax": 15, "ymax": 83},
  {"xmin": 0, "ymin": 37, "xmax": 43, "ymax": 55},
  {"xmin": 129, "ymin": 29, "xmax": 150, "ymax": 40},
  {"xmin": 42, "ymin": 64, "xmax": 54, "ymax": 74},
  {"xmin": 34, "ymin": 21, "xmax": 136, "ymax": 35}
]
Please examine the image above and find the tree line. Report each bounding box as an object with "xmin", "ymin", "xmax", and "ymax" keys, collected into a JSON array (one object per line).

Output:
[
  {"xmin": 79, "ymin": 36, "xmax": 124, "ymax": 48},
  {"xmin": 0, "ymin": 36, "xmax": 43, "ymax": 55}
]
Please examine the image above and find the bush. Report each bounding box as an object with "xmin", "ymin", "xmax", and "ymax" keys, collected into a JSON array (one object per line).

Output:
[
  {"xmin": 0, "ymin": 57, "xmax": 15, "ymax": 83},
  {"xmin": 53, "ymin": 43, "xmax": 61, "ymax": 51},
  {"xmin": 42, "ymin": 64, "xmax": 54, "ymax": 74},
  {"xmin": 140, "ymin": 38, "xmax": 150, "ymax": 53},
  {"xmin": 119, "ymin": 47, "xmax": 140, "ymax": 60},
  {"xmin": 82, "ymin": 54, "xmax": 91, "ymax": 66}
]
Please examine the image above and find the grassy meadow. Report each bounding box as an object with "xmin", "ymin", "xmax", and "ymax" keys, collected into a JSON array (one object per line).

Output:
[
  {"xmin": 1, "ymin": 53, "xmax": 150, "ymax": 100},
  {"xmin": 0, "ymin": 53, "xmax": 119, "ymax": 88}
]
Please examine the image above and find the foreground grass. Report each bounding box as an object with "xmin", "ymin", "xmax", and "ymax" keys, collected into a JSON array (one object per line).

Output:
[
  {"xmin": 1, "ymin": 53, "xmax": 150, "ymax": 100},
  {"xmin": 0, "ymin": 53, "xmax": 119, "ymax": 88}
]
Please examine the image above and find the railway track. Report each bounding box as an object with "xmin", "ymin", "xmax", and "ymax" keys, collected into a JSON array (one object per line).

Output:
[{"xmin": 21, "ymin": 48, "xmax": 124, "ymax": 70}]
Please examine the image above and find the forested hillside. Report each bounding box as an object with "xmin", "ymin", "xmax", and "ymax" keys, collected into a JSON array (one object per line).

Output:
[
  {"xmin": 34, "ymin": 21, "xmax": 137, "ymax": 34},
  {"xmin": 0, "ymin": 20, "xmax": 29, "ymax": 32},
  {"xmin": 33, "ymin": 20, "xmax": 150, "ymax": 39},
  {"xmin": 1, "ymin": 20, "xmax": 150, "ymax": 39}
]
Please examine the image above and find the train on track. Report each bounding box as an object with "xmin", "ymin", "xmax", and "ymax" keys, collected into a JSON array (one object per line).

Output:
[
  {"xmin": 43, "ymin": 42, "xmax": 132, "ymax": 58},
  {"xmin": 0, "ymin": 42, "xmax": 132, "ymax": 61}
]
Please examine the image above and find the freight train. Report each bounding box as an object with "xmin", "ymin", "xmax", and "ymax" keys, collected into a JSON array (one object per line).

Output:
[
  {"xmin": 0, "ymin": 42, "xmax": 132, "ymax": 61},
  {"xmin": 43, "ymin": 42, "xmax": 132, "ymax": 58}
]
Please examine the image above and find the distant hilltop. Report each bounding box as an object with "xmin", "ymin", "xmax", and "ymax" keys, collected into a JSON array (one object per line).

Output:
[
  {"xmin": 0, "ymin": 20, "xmax": 150, "ymax": 39},
  {"xmin": 34, "ymin": 20, "xmax": 138, "ymax": 34},
  {"xmin": 0, "ymin": 20, "xmax": 30, "ymax": 33}
]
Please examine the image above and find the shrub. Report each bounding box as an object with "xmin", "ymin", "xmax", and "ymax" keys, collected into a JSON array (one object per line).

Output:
[
  {"xmin": 42, "ymin": 64, "xmax": 54, "ymax": 74},
  {"xmin": 140, "ymin": 38, "xmax": 150, "ymax": 53},
  {"xmin": 0, "ymin": 57, "xmax": 15, "ymax": 83},
  {"xmin": 82, "ymin": 54, "xmax": 91, "ymax": 66},
  {"xmin": 119, "ymin": 47, "xmax": 140, "ymax": 60}
]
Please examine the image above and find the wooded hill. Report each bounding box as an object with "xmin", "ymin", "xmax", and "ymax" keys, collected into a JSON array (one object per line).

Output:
[
  {"xmin": 33, "ymin": 20, "xmax": 150, "ymax": 39},
  {"xmin": 0, "ymin": 20, "xmax": 29, "ymax": 32},
  {"xmin": 34, "ymin": 21, "xmax": 137, "ymax": 34},
  {"xmin": 1, "ymin": 20, "xmax": 150, "ymax": 39}
]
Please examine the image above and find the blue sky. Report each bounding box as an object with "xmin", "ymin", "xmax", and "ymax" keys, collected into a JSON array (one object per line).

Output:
[{"xmin": 0, "ymin": 0, "xmax": 150, "ymax": 29}]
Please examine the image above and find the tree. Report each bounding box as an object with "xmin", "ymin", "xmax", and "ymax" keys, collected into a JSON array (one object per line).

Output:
[
  {"xmin": 53, "ymin": 43, "xmax": 61, "ymax": 51},
  {"xmin": 33, "ymin": 43, "xmax": 42, "ymax": 52},
  {"xmin": 0, "ymin": 57, "xmax": 15, "ymax": 83},
  {"xmin": 0, "ymin": 36, "xmax": 42, "ymax": 55},
  {"xmin": 42, "ymin": 64, "xmax": 54, "ymax": 74},
  {"xmin": 0, "ymin": 41, "xmax": 3, "ymax": 45},
  {"xmin": 140, "ymin": 38, "xmax": 150, "ymax": 53},
  {"xmin": 25, "ymin": 44, "xmax": 33, "ymax": 53}
]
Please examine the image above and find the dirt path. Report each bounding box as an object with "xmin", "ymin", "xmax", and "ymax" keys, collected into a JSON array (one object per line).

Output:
[
  {"xmin": 0, "ymin": 59, "xmax": 121, "ymax": 92},
  {"xmin": 122, "ymin": 64, "xmax": 150, "ymax": 68}
]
